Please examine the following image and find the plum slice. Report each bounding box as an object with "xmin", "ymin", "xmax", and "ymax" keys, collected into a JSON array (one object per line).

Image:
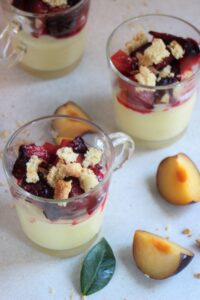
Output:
[{"xmin": 133, "ymin": 230, "xmax": 194, "ymax": 280}]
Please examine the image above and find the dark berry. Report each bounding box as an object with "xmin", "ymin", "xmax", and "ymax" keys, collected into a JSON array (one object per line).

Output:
[
  {"xmin": 157, "ymin": 77, "xmax": 177, "ymax": 86},
  {"xmin": 12, "ymin": 0, "xmax": 25, "ymax": 10},
  {"xmin": 72, "ymin": 136, "xmax": 88, "ymax": 154},
  {"xmin": 20, "ymin": 173, "xmax": 54, "ymax": 198},
  {"xmin": 184, "ymin": 38, "xmax": 200, "ymax": 56},
  {"xmin": 69, "ymin": 178, "xmax": 84, "ymax": 197},
  {"xmin": 46, "ymin": 15, "xmax": 76, "ymax": 37},
  {"xmin": 26, "ymin": 0, "xmax": 49, "ymax": 13},
  {"xmin": 68, "ymin": 0, "xmax": 81, "ymax": 6}
]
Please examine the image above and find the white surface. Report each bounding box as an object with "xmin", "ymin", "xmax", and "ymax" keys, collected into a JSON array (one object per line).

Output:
[{"xmin": 0, "ymin": 0, "xmax": 200, "ymax": 299}]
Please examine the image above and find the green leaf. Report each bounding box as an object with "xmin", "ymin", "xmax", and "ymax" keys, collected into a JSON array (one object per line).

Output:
[{"xmin": 80, "ymin": 238, "xmax": 116, "ymax": 295}]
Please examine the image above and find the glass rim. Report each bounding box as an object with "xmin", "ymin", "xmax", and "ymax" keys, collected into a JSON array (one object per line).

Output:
[
  {"xmin": 106, "ymin": 13, "xmax": 200, "ymax": 91},
  {"xmin": 2, "ymin": 0, "xmax": 87, "ymax": 18},
  {"xmin": 3, "ymin": 115, "xmax": 115, "ymax": 204}
]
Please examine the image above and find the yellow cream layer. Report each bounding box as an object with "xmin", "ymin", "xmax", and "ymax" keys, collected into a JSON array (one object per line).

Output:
[
  {"xmin": 16, "ymin": 200, "xmax": 103, "ymax": 251},
  {"xmin": 114, "ymin": 92, "xmax": 196, "ymax": 142},
  {"xmin": 14, "ymin": 29, "xmax": 85, "ymax": 71}
]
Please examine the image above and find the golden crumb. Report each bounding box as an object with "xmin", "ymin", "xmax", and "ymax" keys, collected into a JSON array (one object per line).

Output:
[
  {"xmin": 43, "ymin": 0, "xmax": 67, "ymax": 7},
  {"xmin": 0, "ymin": 130, "xmax": 9, "ymax": 140},
  {"xmin": 169, "ymin": 40, "xmax": 185, "ymax": 59},
  {"xmin": 125, "ymin": 32, "xmax": 148, "ymax": 54},
  {"xmin": 9, "ymin": 202, "xmax": 16, "ymax": 209},
  {"xmin": 80, "ymin": 168, "xmax": 99, "ymax": 193},
  {"xmin": 182, "ymin": 228, "xmax": 192, "ymax": 236},
  {"xmin": 165, "ymin": 236, "xmax": 170, "ymax": 240},
  {"xmin": 194, "ymin": 273, "xmax": 200, "ymax": 279},
  {"xmin": 138, "ymin": 38, "xmax": 170, "ymax": 66},
  {"xmin": 54, "ymin": 180, "xmax": 72, "ymax": 200},
  {"xmin": 135, "ymin": 66, "xmax": 156, "ymax": 87}
]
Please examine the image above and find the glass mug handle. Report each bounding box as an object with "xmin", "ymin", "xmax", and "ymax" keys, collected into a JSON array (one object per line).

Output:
[
  {"xmin": 109, "ymin": 132, "xmax": 135, "ymax": 170},
  {"xmin": 0, "ymin": 20, "xmax": 26, "ymax": 67}
]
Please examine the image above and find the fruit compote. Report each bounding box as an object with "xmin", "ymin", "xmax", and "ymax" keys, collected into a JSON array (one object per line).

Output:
[
  {"xmin": 12, "ymin": 136, "xmax": 108, "ymax": 255},
  {"xmin": 11, "ymin": 0, "xmax": 90, "ymax": 77},
  {"xmin": 110, "ymin": 28, "xmax": 200, "ymax": 148}
]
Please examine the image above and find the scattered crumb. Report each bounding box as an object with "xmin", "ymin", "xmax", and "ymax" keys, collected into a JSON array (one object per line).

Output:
[
  {"xmin": 182, "ymin": 228, "xmax": 192, "ymax": 237},
  {"xmin": 16, "ymin": 121, "xmax": 25, "ymax": 128},
  {"xmin": 196, "ymin": 238, "xmax": 200, "ymax": 247},
  {"xmin": 165, "ymin": 225, "xmax": 171, "ymax": 232},
  {"xmin": 9, "ymin": 202, "xmax": 16, "ymax": 209},
  {"xmin": 49, "ymin": 287, "xmax": 56, "ymax": 294},
  {"xmin": 165, "ymin": 236, "xmax": 170, "ymax": 240},
  {"xmin": 144, "ymin": 274, "xmax": 150, "ymax": 278},
  {"xmin": 0, "ymin": 130, "xmax": 9, "ymax": 140},
  {"xmin": 69, "ymin": 291, "xmax": 75, "ymax": 300},
  {"xmin": 194, "ymin": 273, "xmax": 200, "ymax": 279}
]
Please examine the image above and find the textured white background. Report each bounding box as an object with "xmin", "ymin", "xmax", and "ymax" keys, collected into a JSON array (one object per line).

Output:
[{"xmin": 0, "ymin": 0, "xmax": 200, "ymax": 299}]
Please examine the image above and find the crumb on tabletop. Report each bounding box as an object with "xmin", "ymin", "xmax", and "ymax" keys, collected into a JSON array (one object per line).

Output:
[
  {"xmin": 194, "ymin": 273, "xmax": 200, "ymax": 279},
  {"xmin": 0, "ymin": 130, "xmax": 9, "ymax": 140},
  {"xmin": 49, "ymin": 287, "xmax": 56, "ymax": 294},
  {"xmin": 181, "ymin": 228, "xmax": 192, "ymax": 237}
]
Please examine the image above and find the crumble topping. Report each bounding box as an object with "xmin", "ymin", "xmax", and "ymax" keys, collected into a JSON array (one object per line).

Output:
[
  {"xmin": 80, "ymin": 168, "xmax": 99, "ymax": 193},
  {"xmin": 83, "ymin": 148, "xmax": 103, "ymax": 168},
  {"xmin": 159, "ymin": 65, "xmax": 175, "ymax": 79},
  {"xmin": 59, "ymin": 162, "xmax": 82, "ymax": 178},
  {"xmin": 54, "ymin": 179, "xmax": 72, "ymax": 200},
  {"xmin": 42, "ymin": 0, "xmax": 68, "ymax": 7},
  {"xmin": 125, "ymin": 32, "xmax": 148, "ymax": 54},
  {"xmin": 135, "ymin": 66, "xmax": 156, "ymax": 86},
  {"xmin": 160, "ymin": 93, "xmax": 170, "ymax": 104},
  {"xmin": 57, "ymin": 147, "xmax": 78, "ymax": 164},
  {"xmin": 138, "ymin": 38, "xmax": 170, "ymax": 66},
  {"xmin": 169, "ymin": 40, "xmax": 185, "ymax": 59},
  {"xmin": 26, "ymin": 155, "xmax": 43, "ymax": 183}
]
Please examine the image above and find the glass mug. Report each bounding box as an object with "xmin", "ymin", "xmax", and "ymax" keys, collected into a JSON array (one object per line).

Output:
[
  {"xmin": 106, "ymin": 14, "xmax": 200, "ymax": 149},
  {"xmin": 0, "ymin": 0, "xmax": 90, "ymax": 78},
  {"xmin": 3, "ymin": 116, "xmax": 134, "ymax": 257}
]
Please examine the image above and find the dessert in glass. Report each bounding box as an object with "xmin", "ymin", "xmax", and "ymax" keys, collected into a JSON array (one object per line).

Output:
[
  {"xmin": 107, "ymin": 15, "xmax": 200, "ymax": 148},
  {"xmin": 0, "ymin": 0, "xmax": 90, "ymax": 77},
  {"xmin": 3, "ymin": 116, "xmax": 134, "ymax": 257}
]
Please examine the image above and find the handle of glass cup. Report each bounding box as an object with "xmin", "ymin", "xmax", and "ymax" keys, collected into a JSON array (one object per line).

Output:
[
  {"xmin": 109, "ymin": 132, "xmax": 135, "ymax": 171},
  {"xmin": 0, "ymin": 20, "xmax": 26, "ymax": 67}
]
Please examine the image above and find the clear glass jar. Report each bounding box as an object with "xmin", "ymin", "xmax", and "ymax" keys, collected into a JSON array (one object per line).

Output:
[
  {"xmin": 106, "ymin": 15, "xmax": 200, "ymax": 148},
  {"xmin": 3, "ymin": 115, "xmax": 134, "ymax": 257},
  {"xmin": 0, "ymin": 0, "xmax": 90, "ymax": 78}
]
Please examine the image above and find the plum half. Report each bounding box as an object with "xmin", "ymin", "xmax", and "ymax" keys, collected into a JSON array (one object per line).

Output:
[
  {"xmin": 53, "ymin": 101, "xmax": 93, "ymax": 141},
  {"xmin": 133, "ymin": 230, "xmax": 194, "ymax": 280},
  {"xmin": 156, "ymin": 153, "xmax": 200, "ymax": 205}
]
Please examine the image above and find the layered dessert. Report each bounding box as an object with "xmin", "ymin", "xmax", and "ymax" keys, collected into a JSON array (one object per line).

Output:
[
  {"xmin": 12, "ymin": 136, "xmax": 108, "ymax": 253},
  {"xmin": 11, "ymin": 0, "xmax": 90, "ymax": 76},
  {"xmin": 111, "ymin": 31, "xmax": 200, "ymax": 147}
]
